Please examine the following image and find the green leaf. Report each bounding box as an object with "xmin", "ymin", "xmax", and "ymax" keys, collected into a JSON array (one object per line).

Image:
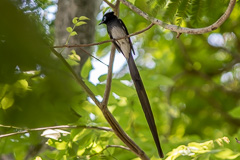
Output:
[
  {"xmin": 98, "ymin": 74, "xmax": 107, "ymax": 82},
  {"xmin": 79, "ymin": 16, "xmax": 90, "ymax": 20},
  {"xmin": 81, "ymin": 58, "xmax": 92, "ymax": 79},
  {"xmin": 111, "ymin": 79, "xmax": 135, "ymax": 97},
  {"xmin": 70, "ymin": 31, "xmax": 77, "ymax": 36},
  {"xmin": 214, "ymin": 149, "xmax": 240, "ymax": 159},
  {"xmin": 72, "ymin": 129, "xmax": 93, "ymax": 145},
  {"xmin": 66, "ymin": 27, "xmax": 73, "ymax": 33},
  {"xmin": 0, "ymin": 84, "xmax": 9, "ymax": 98},
  {"xmin": 66, "ymin": 59, "xmax": 79, "ymax": 66},
  {"xmin": 55, "ymin": 141, "xmax": 68, "ymax": 150},
  {"xmin": 128, "ymin": 0, "xmax": 136, "ymax": 4},
  {"xmin": 176, "ymin": 0, "xmax": 191, "ymax": 25},
  {"xmin": 72, "ymin": 17, "xmax": 78, "ymax": 24},
  {"xmin": 14, "ymin": 79, "xmax": 29, "ymax": 95},
  {"xmin": 190, "ymin": 0, "xmax": 205, "ymax": 26},
  {"xmin": 85, "ymin": 81, "xmax": 99, "ymax": 95},
  {"xmin": 228, "ymin": 106, "xmax": 240, "ymax": 118},
  {"xmin": 75, "ymin": 21, "xmax": 87, "ymax": 26},
  {"xmin": 156, "ymin": 0, "xmax": 167, "ymax": 7},
  {"xmin": 1, "ymin": 92, "xmax": 14, "ymax": 110},
  {"xmin": 163, "ymin": 0, "xmax": 181, "ymax": 22},
  {"xmin": 68, "ymin": 50, "xmax": 81, "ymax": 62}
]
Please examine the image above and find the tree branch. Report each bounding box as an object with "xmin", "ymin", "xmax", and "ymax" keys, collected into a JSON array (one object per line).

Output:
[
  {"xmin": 106, "ymin": 144, "xmax": 131, "ymax": 151},
  {"xmin": 0, "ymin": 125, "xmax": 112, "ymax": 138},
  {"xmin": 119, "ymin": 0, "xmax": 236, "ymax": 34},
  {"xmin": 101, "ymin": 45, "xmax": 115, "ymax": 108},
  {"xmin": 102, "ymin": 0, "xmax": 115, "ymax": 8},
  {"xmin": 53, "ymin": 23, "xmax": 154, "ymax": 49},
  {"xmin": 114, "ymin": 0, "xmax": 120, "ymax": 15}
]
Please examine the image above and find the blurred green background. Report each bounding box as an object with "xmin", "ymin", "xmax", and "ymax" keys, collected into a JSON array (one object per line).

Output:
[{"xmin": 0, "ymin": 0, "xmax": 240, "ymax": 159}]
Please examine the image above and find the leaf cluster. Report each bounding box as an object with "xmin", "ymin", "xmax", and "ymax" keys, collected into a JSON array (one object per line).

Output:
[{"xmin": 135, "ymin": 0, "xmax": 229, "ymax": 27}]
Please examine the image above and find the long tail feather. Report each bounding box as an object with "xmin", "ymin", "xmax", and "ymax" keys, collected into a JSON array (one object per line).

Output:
[{"xmin": 127, "ymin": 54, "xmax": 164, "ymax": 158}]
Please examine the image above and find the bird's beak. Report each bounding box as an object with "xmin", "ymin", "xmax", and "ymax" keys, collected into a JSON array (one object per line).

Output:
[{"xmin": 99, "ymin": 21, "xmax": 103, "ymax": 25}]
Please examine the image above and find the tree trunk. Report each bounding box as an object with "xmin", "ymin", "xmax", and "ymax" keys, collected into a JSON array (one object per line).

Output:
[{"xmin": 55, "ymin": 0, "xmax": 101, "ymax": 74}]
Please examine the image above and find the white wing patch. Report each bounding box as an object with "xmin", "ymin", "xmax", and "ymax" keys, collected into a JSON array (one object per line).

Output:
[{"xmin": 111, "ymin": 26, "xmax": 131, "ymax": 59}]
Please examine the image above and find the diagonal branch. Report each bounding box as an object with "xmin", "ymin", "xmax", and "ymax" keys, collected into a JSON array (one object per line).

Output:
[
  {"xmin": 50, "ymin": 48, "xmax": 150, "ymax": 160},
  {"xmin": 50, "ymin": 48, "xmax": 101, "ymax": 107},
  {"xmin": 102, "ymin": 0, "xmax": 120, "ymax": 14},
  {"xmin": 119, "ymin": 0, "xmax": 236, "ymax": 34},
  {"xmin": 102, "ymin": 107, "xmax": 149, "ymax": 160}
]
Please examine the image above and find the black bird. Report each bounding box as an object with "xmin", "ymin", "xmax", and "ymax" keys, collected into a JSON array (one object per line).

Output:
[{"xmin": 99, "ymin": 12, "xmax": 164, "ymax": 158}]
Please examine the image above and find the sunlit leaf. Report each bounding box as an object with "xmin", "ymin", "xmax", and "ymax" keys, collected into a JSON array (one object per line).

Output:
[
  {"xmin": 70, "ymin": 31, "xmax": 77, "ymax": 36},
  {"xmin": 79, "ymin": 16, "xmax": 90, "ymax": 20},
  {"xmin": 55, "ymin": 141, "xmax": 68, "ymax": 150},
  {"xmin": 214, "ymin": 149, "xmax": 240, "ymax": 159},
  {"xmin": 66, "ymin": 27, "xmax": 73, "ymax": 33},
  {"xmin": 72, "ymin": 17, "xmax": 78, "ymax": 24},
  {"xmin": 81, "ymin": 58, "xmax": 92, "ymax": 78},
  {"xmin": 68, "ymin": 50, "xmax": 81, "ymax": 62},
  {"xmin": 1, "ymin": 92, "xmax": 14, "ymax": 109},
  {"xmin": 75, "ymin": 21, "xmax": 87, "ymax": 26}
]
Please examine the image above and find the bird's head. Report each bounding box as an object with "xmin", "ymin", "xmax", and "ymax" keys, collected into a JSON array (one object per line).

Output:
[{"xmin": 99, "ymin": 12, "xmax": 116, "ymax": 25}]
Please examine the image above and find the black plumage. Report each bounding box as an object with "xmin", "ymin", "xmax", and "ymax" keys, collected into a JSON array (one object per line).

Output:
[{"xmin": 99, "ymin": 12, "xmax": 164, "ymax": 158}]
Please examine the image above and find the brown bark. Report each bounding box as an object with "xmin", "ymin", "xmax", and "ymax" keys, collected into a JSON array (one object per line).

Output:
[{"xmin": 55, "ymin": 0, "xmax": 101, "ymax": 73}]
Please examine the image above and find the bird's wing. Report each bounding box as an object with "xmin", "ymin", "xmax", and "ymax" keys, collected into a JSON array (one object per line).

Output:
[
  {"xmin": 119, "ymin": 19, "xmax": 135, "ymax": 55},
  {"xmin": 109, "ymin": 22, "xmax": 131, "ymax": 59}
]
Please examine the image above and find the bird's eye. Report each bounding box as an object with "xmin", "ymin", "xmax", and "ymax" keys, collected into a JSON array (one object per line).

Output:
[{"xmin": 103, "ymin": 16, "xmax": 106, "ymax": 21}]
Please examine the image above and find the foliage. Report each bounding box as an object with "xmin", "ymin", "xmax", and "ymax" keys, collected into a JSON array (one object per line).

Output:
[
  {"xmin": 1, "ymin": 0, "xmax": 240, "ymax": 160},
  {"xmin": 134, "ymin": 0, "xmax": 229, "ymax": 27},
  {"xmin": 66, "ymin": 16, "xmax": 89, "ymax": 44}
]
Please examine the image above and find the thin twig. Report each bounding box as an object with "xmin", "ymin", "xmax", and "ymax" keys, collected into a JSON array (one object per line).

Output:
[
  {"xmin": 106, "ymin": 145, "xmax": 131, "ymax": 151},
  {"xmin": 119, "ymin": 0, "xmax": 236, "ymax": 34},
  {"xmin": 78, "ymin": 47, "xmax": 108, "ymax": 66},
  {"xmin": 0, "ymin": 125, "xmax": 112, "ymax": 138},
  {"xmin": 114, "ymin": 0, "xmax": 120, "ymax": 15},
  {"xmin": 0, "ymin": 124, "xmax": 22, "ymax": 130},
  {"xmin": 53, "ymin": 23, "xmax": 154, "ymax": 49}
]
